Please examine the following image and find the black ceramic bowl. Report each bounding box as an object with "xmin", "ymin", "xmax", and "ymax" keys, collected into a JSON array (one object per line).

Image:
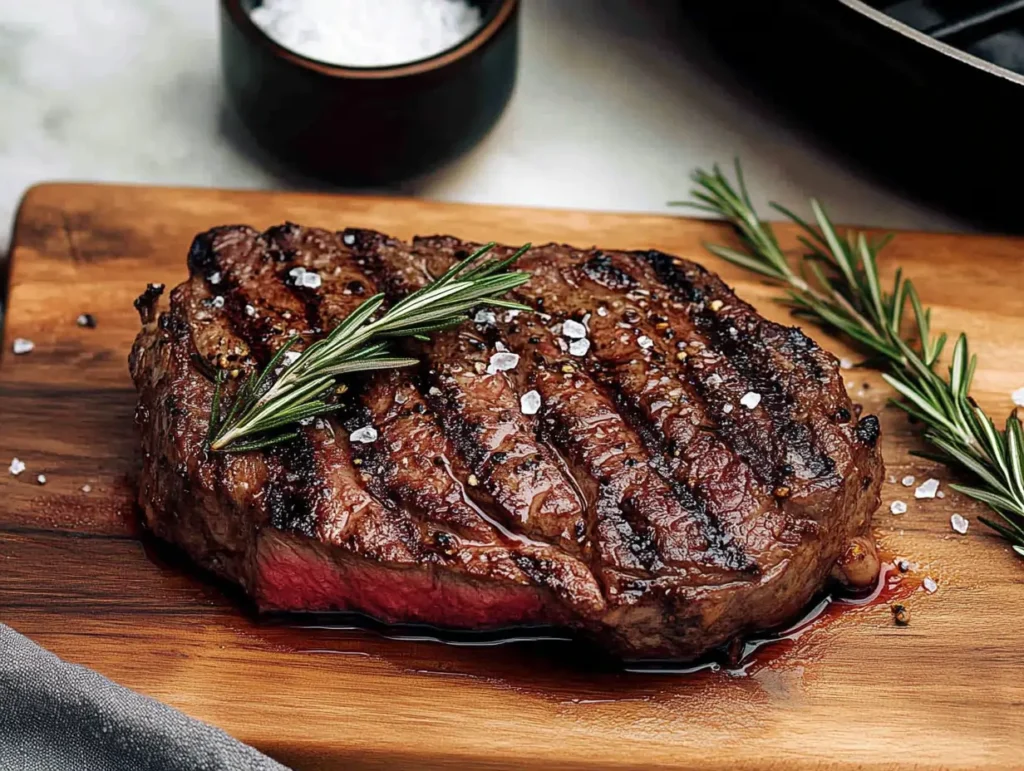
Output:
[{"xmin": 220, "ymin": 0, "xmax": 519, "ymax": 184}]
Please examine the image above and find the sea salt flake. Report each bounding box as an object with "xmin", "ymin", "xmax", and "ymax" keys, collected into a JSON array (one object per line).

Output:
[
  {"xmin": 36, "ymin": 474, "xmax": 46, "ymax": 485},
  {"xmin": 569, "ymin": 338, "xmax": 591, "ymax": 357},
  {"xmin": 486, "ymin": 352, "xmax": 520, "ymax": 375},
  {"xmin": 12, "ymin": 339, "xmax": 34, "ymax": 355},
  {"xmin": 282, "ymin": 351, "xmax": 301, "ymax": 366},
  {"xmin": 890, "ymin": 500, "xmax": 907, "ymax": 515},
  {"xmin": 495, "ymin": 341, "xmax": 507, "ymax": 352},
  {"xmin": 502, "ymin": 309, "xmax": 521, "ymax": 322},
  {"xmin": 473, "ymin": 309, "xmax": 496, "ymax": 326},
  {"xmin": 915, "ymin": 478, "xmax": 940, "ymax": 499},
  {"xmin": 1012, "ymin": 386, "xmax": 1024, "ymax": 406},
  {"xmin": 343, "ymin": 233, "xmax": 356, "ymax": 246},
  {"xmin": 937, "ymin": 491, "xmax": 945, "ymax": 499},
  {"xmin": 349, "ymin": 426, "xmax": 378, "ymax": 444},
  {"xmin": 289, "ymin": 267, "xmax": 306, "ymax": 279},
  {"xmin": 245, "ymin": 304, "xmax": 257, "ymax": 317},
  {"xmin": 901, "ymin": 475, "xmax": 916, "ymax": 487},
  {"xmin": 637, "ymin": 336, "xmax": 654, "ymax": 350},
  {"xmin": 212, "ymin": 296, "xmax": 225, "ymax": 309},
  {"xmin": 923, "ymin": 577, "xmax": 938, "ymax": 593},
  {"xmin": 9, "ymin": 458, "xmax": 26, "ymax": 476},
  {"xmin": 740, "ymin": 391, "xmax": 761, "ymax": 410},
  {"xmin": 597, "ymin": 306, "xmax": 609, "ymax": 317},
  {"xmin": 562, "ymin": 320, "xmax": 587, "ymax": 339},
  {"xmin": 81, "ymin": 484, "xmax": 92, "ymax": 493},
  {"xmin": 209, "ymin": 272, "xmax": 222, "ymax": 285},
  {"xmin": 950, "ymin": 513, "xmax": 969, "ymax": 534},
  {"xmin": 428, "ymin": 386, "xmax": 442, "ymax": 397},
  {"xmin": 299, "ymin": 271, "xmax": 322, "ymax": 289},
  {"xmin": 520, "ymin": 390, "xmax": 541, "ymax": 415},
  {"xmin": 839, "ymin": 358, "xmax": 853, "ymax": 370},
  {"xmin": 706, "ymin": 373, "xmax": 723, "ymax": 387},
  {"xmin": 722, "ymin": 403, "xmax": 734, "ymax": 414}
]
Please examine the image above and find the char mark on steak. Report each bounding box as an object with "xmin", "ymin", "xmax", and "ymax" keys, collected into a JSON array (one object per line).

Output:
[{"xmin": 129, "ymin": 224, "xmax": 884, "ymax": 661}]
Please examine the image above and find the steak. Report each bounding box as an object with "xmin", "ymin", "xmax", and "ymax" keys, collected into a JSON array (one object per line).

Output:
[{"xmin": 129, "ymin": 223, "xmax": 883, "ymax": 661}]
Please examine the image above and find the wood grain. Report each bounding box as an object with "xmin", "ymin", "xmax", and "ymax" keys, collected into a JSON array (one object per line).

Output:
[{"xmin": 1, "ymin": 183, "xmax": 1023, "ymax": 770}]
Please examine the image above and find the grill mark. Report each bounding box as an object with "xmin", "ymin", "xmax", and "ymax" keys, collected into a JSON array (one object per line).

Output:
[
  {"xmin": 353, "ymin": 230, "xmax": 590, "ymax": 555},
  {"xmin": 504, "ymin": 245, "xmax": 782, "ymax": 563},
  {"xmin": 637, "ymin": 250, "xmax": 848, "ymax": 494},
  {"xmin": 410, "ymin": 236, "xmax": 756, "ymax": 581}
]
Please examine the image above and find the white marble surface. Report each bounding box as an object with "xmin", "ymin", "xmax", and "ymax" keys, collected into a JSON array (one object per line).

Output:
[{"xmin": 0, "ymin": 0, "xmax": 958, "ymax": 256}]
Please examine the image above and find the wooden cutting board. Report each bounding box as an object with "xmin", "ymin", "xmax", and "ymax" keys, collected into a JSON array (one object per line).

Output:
[{"xmin": 2, "ymin": 183, "xmax": 1023, "ymax": 770}]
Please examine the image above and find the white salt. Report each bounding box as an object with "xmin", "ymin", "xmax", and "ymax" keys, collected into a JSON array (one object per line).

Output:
[
  {"xmin": 486, "ymin": 352, "xmax": 520, "ymax": 375},
  {"xmin": 562, "ymin": 320, "xmax": 587, "ymax": 339},
  {"xmin": 923, "ymin": 577, "xmax": 938, "ymax": 594},
  {"xmin": 839, "ymin": 358, "xmax": 853, "ymax": 370},
  {"xmin": 251, "ymin": 0, "xmax": 484, "ymax": 68},
  {"xmin": 915, "ymin": 478, "xmax": 940, "ymax": 499},
  {"xmin": 901, "ymin": 475, "xmax": 916, "ymax": 487},
  {"xmin": 950, "ymin": 513, "xmax": 969, "ymax": 535},
  {"xmin": 1013, "ymin": 386, "xmax": 1024, "ymax": 407},
  {"xmin": 520, "ymin": 390, "xmax": 541, "ymax": 416},
  {"xmin": 282, "ymin": 350, "xmax": 302, "ymax": 366},
  {"xmin": 12, "ymin": 339, "xmax": 34, "ymax": 355},
  {"xmin": 36, "ymin": 474, "xmax": 47, "ymax": 486},
  {"xmin": 9, "ymin": 458, "xmax": 26, "ymax": 476},
  {"xmin": 890, "ymin": 500, "xmax": 907, "ymax": 515},
  {"xmin": 569, "ymin": 338, "xmax": 590, "ymax": 357},
  {"xmin": 740, "ymin": 391, "xmax": 761, "ymax": 410},
  {"xmin": 637, "ymin": 335, "xmax": 654, "ymax": 350},
  {"xmin": 300, "ymin": 271, "xmax": 322, "ymax": 289},
  {"xmin": 473, "ymin": 309, "xmax": 496, "ymax": 326},
  {"xmin": 349, "ymin": 426, "xmax": 378, "ymax": 444}
]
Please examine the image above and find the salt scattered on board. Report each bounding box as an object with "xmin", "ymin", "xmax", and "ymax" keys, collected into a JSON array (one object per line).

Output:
[
  {"xmin": 915, "ymin": 478, "xmax": 940, "ymax": 499},
  {"xmin": 923, "ymin": 577, "xmax": 938, "ymax": 593},
  {"xmin": 12, "ymin": 338, "xmax": 33, "ymax": 355},
  {"xmin": 569, "ymin": 338, "xmax": 590, "ymax": 357},
  {"xmin": 9, "ymin": 458, "xmax": 26, "ymax": 476},
  {"xmin": 349, "ymin": 426, "xmax": 378, "ymax": 444},
  {"xmin": 901, "ymin": 475, "xmax": 916, "ymax": 487},
  {"xmin": 740, "ymin": 391, "xmax": 761, "ymax": 410},
  {"xmin": 950, "ymin": 513, "xmax": 969, "ymax": 534},
  {"xmin": 251, "ymin": 0, "xmax": 485, "ymax": 68},
  {"xmin": 486, "ymin": 352, "xmax": 520, "ymax": 375},
  {"xmin": 562, "ymin": 320, "xmax": 587, "ymax": 339},
  {"xmin": 1013, "ymin": 386, "xmax": 1024, "ymax": 407},
  {"xmin": 890, "ymin": 500, "xmax": 907, "ymax": 515}
]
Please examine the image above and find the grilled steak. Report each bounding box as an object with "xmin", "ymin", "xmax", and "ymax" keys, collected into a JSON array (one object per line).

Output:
[{"xmin": 129, "ymin": 223, "xmax": 883, "ymax": 661}]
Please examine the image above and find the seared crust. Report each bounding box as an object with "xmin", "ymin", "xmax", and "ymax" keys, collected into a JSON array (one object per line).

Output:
[{"xmin": 129, "ymin": 224, "xmax": 884, "ymax": 660}]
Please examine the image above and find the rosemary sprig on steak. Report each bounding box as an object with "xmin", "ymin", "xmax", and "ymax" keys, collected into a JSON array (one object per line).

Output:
[
  {"xmin": 681, "ymin": 162, "xmax": 1024, "ymax": 559},
  {"xmin": 208, "ymin": 242, "xmax": 532, "ymax": 452}
]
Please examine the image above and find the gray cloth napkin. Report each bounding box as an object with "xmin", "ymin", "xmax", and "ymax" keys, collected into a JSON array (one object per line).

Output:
[{"xmin": 0, "ymin": 624, "xmax": 288, "ymax": 771}]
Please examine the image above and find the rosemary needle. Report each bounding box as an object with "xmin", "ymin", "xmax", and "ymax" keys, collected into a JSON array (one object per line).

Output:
[
  {"xmin": 208, "ymin": 241, "xmax": 532, "ymax": 452},
  {"xmin": 678, "ymin": 162, "xmax": 1024, "ymax": 559}
]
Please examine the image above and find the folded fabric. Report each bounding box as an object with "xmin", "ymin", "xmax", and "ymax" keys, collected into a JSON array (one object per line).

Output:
[{"xmin": 0, "ymin": 624, "xmax": 288, "ymax": 771}]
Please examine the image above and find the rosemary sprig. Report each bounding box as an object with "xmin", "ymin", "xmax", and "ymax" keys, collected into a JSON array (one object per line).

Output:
[
  {"xmin": 678, "ymin": 162, "xmax": 1024, "ymax": 559},
  {"xmin": 208, "ymin": 242, "xmax": 532, "ymax": 452}
]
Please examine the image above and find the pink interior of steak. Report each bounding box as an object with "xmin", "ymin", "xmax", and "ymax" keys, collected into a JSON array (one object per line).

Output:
[{"xmin": 128, "ymin": 223, "xmax": 883, "ymax": 660}]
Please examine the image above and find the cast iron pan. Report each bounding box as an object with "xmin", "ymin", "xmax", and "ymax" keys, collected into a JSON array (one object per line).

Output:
[{"xmin": 684, "ymin": 0, "xmax": 1024, "ymax": 231}]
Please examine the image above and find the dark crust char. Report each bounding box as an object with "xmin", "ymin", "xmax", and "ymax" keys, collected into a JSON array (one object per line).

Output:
[{"xmin": 129, "ymin": 224, "xmax": 884, "ymax": 660}]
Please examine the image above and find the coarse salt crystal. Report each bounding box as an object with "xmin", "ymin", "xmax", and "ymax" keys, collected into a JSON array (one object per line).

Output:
[
  {"xmin": 245, "ymin": 304, "xmax": 257, "ymax": 317},
  {"xmin": 502, "ymin": 309, "xmax": 521, "ymax": 322},
  {"xmin": 1012, "ymin": 386, "xmax": 1024, "ymax": 406},
  {"xmin": 486, "ymin": 352, "xmax": 520, "ymax": 375},
  {"xmin": 706, "ymin": 373, "xmax": 723, "ymax": 387},
  {"xmin": 901, "ymin": 475, "xmax": 916, "ymax": 487},
  {"xmin": 349, "ymin": 426, "xmax": 378, "ymax": 444},
  {"xmin": 950, "ymin": 513, "xmax": 969, "ymax": 534},
  {"xmin": 12, "ymin": 339, "xmax": 33, "ymax": 355},
  {"xmin": 212, "ymin": 296, "xmax": 225, "ymax": 309},
  {"xmin": 890, "ymin": 500, "xmax": 907, "ymax": 515},
  {"xmin": 637, "ymin": 335, "xmax": 654, "ymax": 350},
  {"xmin": 722, "ymin": 403, "xmax": 734, "ymax": 414},
  {"xmin": 9, "ymin": 458, "xmax": 26, "ymax": 476},
  {"xmin": 923, "ymin": 577, "xmax": 938, "ymax": 593},
  {"xmin": 252, "ymin": 0, "xmax": 484, "ymax": 68},
  {"xmin": 937, "ymin": 491, "xmax": 945, "ymax": 499},
  {"xmin": 569, "ymin": 338, "xmax": 590, "ymax": 357},
  {"xmin": 428, "ymin": 386, "xmax": 442, "ymax": 397},
  {"xmin": 520, "ymin": 390, "xmax": 541, "ymax": 415},
  {"xmin": 81, "ymin": 484, "xmax": 92, "ymax": 493},
  {"xmin": 740, "ymin": 391, "xmax": 761, "ymax": 410},
  {"xmin": 473, "ymin": 309, "xmax": 496, "ymax": 326},
  {"xmin": 562, "ymin": 319, "xmax": 587, "ymax": 339},
  {"xmin": 343, "ymin": 233, "xmax": 356, "ymax": 245},
  {"xmin": 495, "ymin": 342, "xmax": 507, "ymax": 352},
  {"xmin": 839, "ymin": 358, "xmax": 853, "ymax": 370},
  {"xmin": 597, "ymin": 306, "xmax": 608, "ymax": 317},
  {"xmin": 209, "ymin": 272, "xmax": 222, "ymax": 285},
  {"xmin": 915, "ymin": 478, "xmax": 940, "ymax": 499},
  {"xmin": 300, "ymin": 271, "xmax": 322, "ymax": 289},
  {"xmin": 36, "ymin": 474, "xmax": 46, "ymax": 485}
]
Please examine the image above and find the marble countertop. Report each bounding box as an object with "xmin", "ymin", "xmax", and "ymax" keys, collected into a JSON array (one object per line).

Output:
[{"xmin": 0, "ymin": 0, "xmax": 958, "ymax": 256}]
